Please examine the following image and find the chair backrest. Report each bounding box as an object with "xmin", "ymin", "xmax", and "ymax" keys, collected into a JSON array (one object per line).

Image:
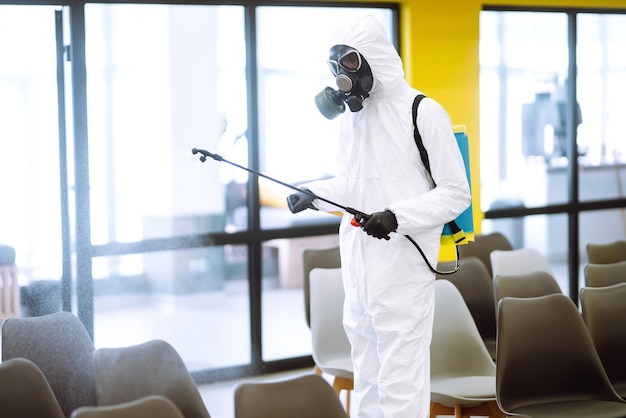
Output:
[
  {"xmin": 0, "ymin": 263, "xmax": 20, "ymax": 322},
  {"xmin": 302, "ymin": 246, "xmax": 341, "ymax": 327},
  {"xmin": 234, "ymin": 374, "xmax": 348, "ymax": 418},
  {"xmin": 309, "ymin": 268, "xmax": 353, "ymax": 377},
  {"xmin": 0, "ymin": 357, "xmax": 66, "ymax": 418},
  {"xmin": 586, "ymin": 240, "xmax": 626, "ymax": 264},
  {"xmin": 436, "ymin": 256, "xmax": 497, "ymax": 358},
  {"xmin": 458, "ymin": 232, "xmax": 514, "ymax": 277},
  {"xmin": 496, "ymin": 294, "xmax": 623, "ymax": 413},
  {"xmin": 490, "ymin": 247, "xmax": 552, "ymax": 279},
  {"xmin": 1, "ymin": 311, "xmax": 97, "ymax": 417},
  {"xmin": 584, "ymin": 260, "xmax": 626, "ymax": 287},
  {"xmin": 580, "ymin": 282, "xmax": 626, "ymax": 397},
  {"xmin": 94, "ymin": 339, "xmax": 212, "ymax": 418},
  {"xmin": 71, "ymin": 395, "xmax": 185, "ymax": 418},
  {"xmin": 493, "ymin": 270, "xmax": 562, "ymax": 306},
  {"xmin": 431, "ymin": 280, "xmax": 495, "ymax": 380}
]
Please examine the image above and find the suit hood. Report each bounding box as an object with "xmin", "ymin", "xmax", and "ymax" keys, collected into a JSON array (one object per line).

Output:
[{"xmin": 329, "ymin": 15, "xmax": 406, "ymax": 99}]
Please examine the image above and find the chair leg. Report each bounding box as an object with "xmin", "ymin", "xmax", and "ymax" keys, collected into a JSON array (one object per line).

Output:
[
  {"xmin": 430, "ymin": 402, "xmax": 454, "ymax": 418},
  {"xmin": 332, "ymin": 377, "xmax": 354, "ymax": 417},
  {"xmin": 454, "ymin": 404, "xmax": 463, "ymax": 418},
  {"xmin": 314, "ymin": 364, "xmax": 323, "ymax": 375},
  {"xmin": 430, "ymin": 401, "xmax": 504, "ymax": 418}
]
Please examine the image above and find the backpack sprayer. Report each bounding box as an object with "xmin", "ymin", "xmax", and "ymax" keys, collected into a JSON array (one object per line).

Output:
[{"xmin": 191, "ymin": 147, "xmax": 458, "ymax": 274}]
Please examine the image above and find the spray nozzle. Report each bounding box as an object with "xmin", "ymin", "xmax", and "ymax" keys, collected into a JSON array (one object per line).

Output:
[{"xmin": 192, "ymin": 148, "xmax": 224, "ymax": 163}]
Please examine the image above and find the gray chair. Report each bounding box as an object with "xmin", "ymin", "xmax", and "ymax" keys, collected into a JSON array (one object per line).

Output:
[
  {"xmin": 1, "ymin": 311, "xmax": 97, "ymax": 417},
  {"xmin": 234, "ymin": 374, "xmax": 348, "ymax": 418},
  {"xmin": 71, "ymin": 395, "xmax": 185, "ymax": 418},
  {"xmin": 496, "ymin": 293, "xmax": 626, "ymax": 417},
  {"xmin": 430, "ymin": 280, "xmax": 504, "ymax": 418},
  {"xmin": 493, "ymin": 270, "xmax": 562, "ymax": 307},
  {"xmin": 584, "ymin": 260, "xmax": 626, "ymax": 287},
  {"xmin": 437, "ymin": 256, "xmax": 497, "ymax": 360},
  {"xmin": 0, "ymin": 357, "xmax": 65, "ymax": 418},
  {"xmin": 94, "ymin": 339, "xmax": 212, "ymax": 418},
  {"xmin": 580, "ymin": 282, "xmax": 626, "ymax": 398},
  {"xmin": 586, "ymin": 240, "xmax": 626, "ymax": 264},
  {"xmin": 458, "ymin": 232, "xmax": 513, "ymax": 277}
]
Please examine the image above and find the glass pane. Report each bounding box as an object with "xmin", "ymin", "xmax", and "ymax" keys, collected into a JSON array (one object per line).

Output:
[
  {"xmin": 577, "ymin": 13, "xmax": 626, "ymax": 201},
  {"xmin": 0, "ymin": 6, "xmax": 63, "ymax": 293},
  {"xmin": 85, "ymin": 4, "xmax": 247, "ymax": 243},
  {"xmin": 580, "ymin": 209, "xmax": 626, "ymax": 262},
  {"xmin": 93, "ymin": 249, "xmax": 251, "ymax": 371},
  {"xmin": 255, "ymin": 6, "xmax": 393, "ymax": 229},
  {"xmin": 480, "ymin": 11, "xmax": 569, "ymax": 211},
  {"xmin": 255, "ymin": 6, "xmax": 393, "ymax": 362},
  {"xmin": 262, "ymin": 235, "xmax": 339, "ymax": 361}
]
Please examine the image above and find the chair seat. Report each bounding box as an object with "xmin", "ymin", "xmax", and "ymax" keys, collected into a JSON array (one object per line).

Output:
[
  {"xmin": 431, "ymin": 376, "xmax": 496, "ymax": 403},
  {"xmin": 316, "ymin": 357, "xmax": 354, "ymax": 380},
  {"xmin": 511, "ymin": 400, "xmax": 626, "ymax": 418}
]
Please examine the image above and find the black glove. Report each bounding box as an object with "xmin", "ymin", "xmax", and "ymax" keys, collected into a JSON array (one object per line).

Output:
[
  {"xmin": 362, "ymin": 210, "xmax": 398, "ymax": 240},
  {"xmin": 286, "ymin": 189, "xmax": 318, "ymax": 213}
]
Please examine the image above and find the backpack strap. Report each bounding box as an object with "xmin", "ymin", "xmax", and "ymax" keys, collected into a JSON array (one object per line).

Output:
[
  {"xmin": 412, "ymin": 94, "xmax": 430, "ymax": 175},
  {"xmin": 412, "ymin": 94, "xmax": 466, "ymax": 245}
]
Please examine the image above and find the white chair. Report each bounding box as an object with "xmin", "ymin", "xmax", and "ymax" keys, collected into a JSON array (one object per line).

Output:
[
  {"xmin": 490, "ymin": 247, "xmax": 552, "ymax": 279},
  {"xmin": 309, "ymin": 268, "xmax": 353, "ymax": 415},
  {"xmin": 436, "ymin": 256, "xmax": 497, "ymax": 360},
  {"xmin": 430, "ymin": 280, "xmax": 504, "ymax": 418}
]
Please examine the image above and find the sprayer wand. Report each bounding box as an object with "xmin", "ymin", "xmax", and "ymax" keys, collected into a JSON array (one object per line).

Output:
[
  {"xmin": 191, "ymin": 148, "xmax": 371, "ymax": 226},
  {"xmin": 191, "ymin": 147, "xmax": 460, "ymax": 274}
]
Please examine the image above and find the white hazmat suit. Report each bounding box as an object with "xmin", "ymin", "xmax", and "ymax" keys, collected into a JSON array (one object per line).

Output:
[{"xmin": 302, "ymin": 15, "xmax": 471, "ymax": 418}]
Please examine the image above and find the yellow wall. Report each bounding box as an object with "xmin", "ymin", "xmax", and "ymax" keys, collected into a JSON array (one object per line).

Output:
[{"xmin": 400, "ymin": 0, "xmax": 626, "ymax": 236}]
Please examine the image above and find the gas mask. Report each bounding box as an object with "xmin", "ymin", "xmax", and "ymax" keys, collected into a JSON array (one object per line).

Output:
[{"xmin": 315, "ymin": 45, "xmax": 374, "ymax": 120}]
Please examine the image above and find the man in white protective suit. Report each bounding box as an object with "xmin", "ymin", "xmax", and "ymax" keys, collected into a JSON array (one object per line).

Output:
[{"xmin": 287, "ymin": 15, "xmax": 471, "ymax": 418}]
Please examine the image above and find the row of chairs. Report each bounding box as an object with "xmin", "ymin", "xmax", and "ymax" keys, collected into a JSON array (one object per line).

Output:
[
  {"xmin": 584, "ymin": 239, "xmax": 626, "ymax": 288},
  {"xmin": 302, "ymin": 234, "xmax": 626, "ymax": 417},
  {"xmin": 580, "ymin": 240, "xmax": 626, "ymax": 404},
  {"xmin": 439, "ymin": 245, "xmax": 558, "ymax": 361},
  {"xmin": 454, "ymin": 236, "xmax": 626, "ymax": 417},
  {"xmin": 0, "ymin": 312, "xmax": 212, "ymax": 418},
  {"xmin": 0, "ymin": 311, "xmax": 351, "ymax": 418}
]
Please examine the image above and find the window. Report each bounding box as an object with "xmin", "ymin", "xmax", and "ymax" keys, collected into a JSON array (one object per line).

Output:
[
  {"xmin": 0, "ymin": 2, "xmax": 397, "ymax": 382},
  {"xmin": 480, "ymin": 8, "xmax": 626, "ymax": 298}
]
